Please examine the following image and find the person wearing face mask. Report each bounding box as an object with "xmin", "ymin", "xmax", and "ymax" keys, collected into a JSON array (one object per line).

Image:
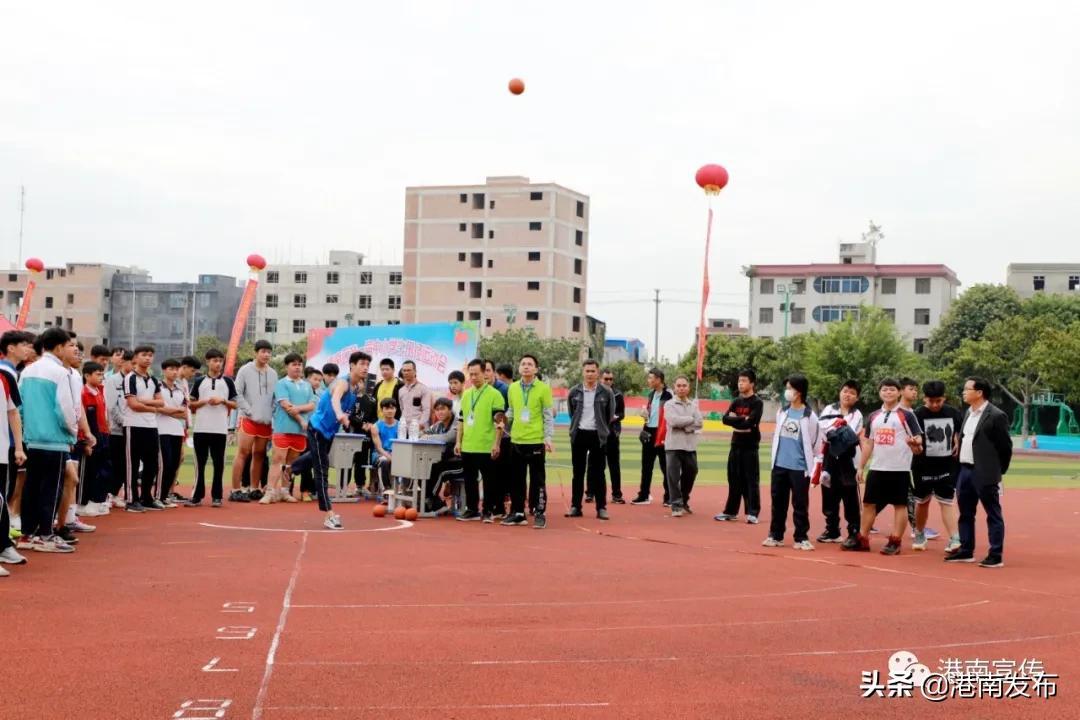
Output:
[{"xmin": 762, "ymin": 374, "xmax": 820, "ymax": 551}]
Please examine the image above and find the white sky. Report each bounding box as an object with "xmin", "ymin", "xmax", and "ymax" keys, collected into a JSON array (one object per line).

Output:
[{"xmin": 2, "ymin": 1, "xmax": 1078, "ymax": 359}]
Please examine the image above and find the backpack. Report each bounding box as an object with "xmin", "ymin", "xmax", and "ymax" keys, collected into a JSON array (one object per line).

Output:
[{"xmin": 819, "ymin": 410, "xmax": 860, "ymax": 460}]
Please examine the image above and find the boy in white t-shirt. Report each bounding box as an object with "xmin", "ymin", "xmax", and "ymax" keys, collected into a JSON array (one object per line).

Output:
[
  {"xmin": 157, "ymin": 359, "xmax": 189, "ymax": 508},
  {"xmin": 186, "ymin": 349, "xmax": 237, "ymax": 507}
]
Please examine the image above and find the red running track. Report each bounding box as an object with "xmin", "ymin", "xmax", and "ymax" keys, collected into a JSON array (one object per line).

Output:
[{"xmin": 4, "ymin": 481, "xmax": 1080, "ymax": 720}]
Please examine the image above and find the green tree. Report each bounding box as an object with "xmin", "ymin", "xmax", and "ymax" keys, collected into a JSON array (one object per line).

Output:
[
  {"xmin": 477, "ymin": 328, "xmax": 586, "ymax": 383},
  {"xmin": 1020, "ymin": 293, "xmax": 1080, "ymax": 326},
  {"xmin": 802, "ymin": 307, "xmax": 927, "ymax": 407},
  {"xmin": 598, "ymin": 359, "xmax": 648, "ymax": 394},
  {"xmin": 1035, "ymin": 321, "xmax": 1080, "ymax": 403},
  {"xmin": 758, "ymin": 334, "xmax": 810, "ymax": 397},
  {"xmin": 927, "ymin": 284, "xmax": 1021, "ymax": 367},
  {"xmin": 677, "ymin": 335, "xmax": 780, "ymax": 392}
]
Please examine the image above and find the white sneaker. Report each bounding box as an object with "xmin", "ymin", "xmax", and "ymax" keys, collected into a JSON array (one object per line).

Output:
[
  {"xmin": 94, "ymin": 502, "xmax": 111, "ymax": 515},
  {"xmin": 280, "ymin": 490, "xmax": 298, "ymax": 504},
  {"xmin": 0, "ymin": 565, "xmax": 9, "ymax": 577},
  {"xmin": 0, "ymin": 546, "xmax": 28, "ymax": 564},
  {"xmin": 258, "ymin": 492, "xmax": 275, "ymax": 505},
  {"xmin": 75, "ymin": 504, "xmax": 94, "ymax": 517},
  {"xmin": 112, "ymin": 497, "xmax": 127, "ymax": 509},
  {"xmin": 323, "ymin": 515, "xmax": 343, "ymax": 530},
  {"xmin": 793, "ymin": 540, "xmax": 815, "ymax": 551},
  {"xmin": 11, "ymin": 515, "xmax": 20, "ymax": 532},
  {"xmin": 69, "ymin": 520, "xmax": 96, "ymax": 533},
  {"xmin": 762, "ymin": 537, "xmax": 784, "ymax": 548},
  {"xmin": 746, "ymin": 515, "xmax": 759, "ymax": 525},
  {"xmin": 945, "ymin": 538, "xmax": 962, "ymax": 553},
  {"xmin": 30, "ymin": 535, "xmax": 76, "ymax": 553}
]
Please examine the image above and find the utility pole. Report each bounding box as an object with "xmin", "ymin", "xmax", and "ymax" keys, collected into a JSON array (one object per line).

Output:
[
  {"xmin": 653, "ymin": 288, "xmax": 660, "ymax": 363},
  {"xmin": 778, "ymin": 284, "xmax": 792, "ymax": 338}
]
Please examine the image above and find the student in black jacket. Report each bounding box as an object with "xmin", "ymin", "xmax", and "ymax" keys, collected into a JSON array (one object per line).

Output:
[
  {"xmin": 715, "ymin": 369, "xmax": 764, "ymax": 523},
  {"xmin": 600, "ymin": 368, "xmax": 626, "ymax": 503}
]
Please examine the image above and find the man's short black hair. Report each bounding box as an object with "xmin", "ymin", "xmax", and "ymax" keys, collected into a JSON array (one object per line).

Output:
[
  {"xmin": 284, "ymin": 352, "xmax": 304, "ymax": 366},
  {"xmin": 520, "ymin": 354, "xmax": 539, "ymax": 367},
  {"xmin": 82, "ymin": 361, "xmax": 104, "ymax": 377},
  {"xmin": 379, "ymin": 357, "xmax": 395, "ymax": 369},
  {"xmin": 322, "ymin": 363, "xmax": 339, "ymax": 376},
  {"xmin": 379, "ymin": 397, "xmax": 398, "ymax": 409},
  {"xmin": 254, "ymin": 339, "xmax": 273, "ymax": 352},
  {"xmin": 38, "ymin": 327, "xmax": 71, "ymax": 353},
  {"xmin": 738, "ymin": 368, "xmax": 757, "ymax": 386},
  {"xmin": 582, "ymin": 358, "xmax": 599, "ymax": 369},
  {"xmin": 401, "ymin": 360, "xmax": 416, "ymax": 370},
  {"xmin": 648, "ymin": 368, "xmax": 666, "ymax": 384},
  {"xmin": 448, "ymin": 370, "xmax": 465, "ymax": 383},
  {"xmin": 304, "ymin": 366, "xmax": 322, "ymax": 378},
  {"xmin": 1, "ymin": 331, "xmax": 35, "ymax": 356},
  {"xmin": 483, "ymin": 359, "xmax": 495, "ymax": 371},
  {"xmin": 121, "ymin": 350, "xmax": 134, "ymax": 361},
  {"xmin": 841, "ymin": 379, "xmax": 862, "ymax": 396},
  {"xmin": 181, "ymin": 355, "xmax": 202, "ymax": 370},
  {"xmin": 467, "ymin": 357, "xmax": 484, "ymax": 370},
  {"xmin": 496, "ymin": 363, "xmax": 513, "ymax": 379},
  {"xmin": 110, "ymin": 346, "xmax": 126, "ymax": 355},
  {"xmin": 433, "ymin": 397, "xmax": 453, "ymax": 411},
  {"xmin": 878, "ymin": 377, "xmax": 901, "ymax": 391},
  {"xmin": 161, "ymin": 358, "xmax": 181, "ymax": 370},
  {"xmin": 90, "ymin": 344, "xmax": 111, "ymax": 358},
  {"xmin": 900, "ymin": 376, "xmax": 918, "ymax": 390},
  {"xmin": 133, "ymin": 344, "xmax": 155, "ymax": 356},
  {"xmin": 966, "ymin": 376, "xmax": 992, "ymax": 399},
  {"xmin": 349, "ymin": 351, "xmax": 371, "ymax": 366},
  {"xmin": 922, "ymin": 380, "xmax": 946, "ymax": 399},
  {"xmin": 205, "ymin": 348, "xmax": 224, "ymax": 360},
  {"xmin": 785, "ymin": 373, "xmax": 809, "ymax": 403}
]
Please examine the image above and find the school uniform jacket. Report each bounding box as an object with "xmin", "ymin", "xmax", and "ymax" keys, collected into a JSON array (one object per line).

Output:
[{"xmin": 769, "ymin": 406, "xmax": 821, "ymax": 476}]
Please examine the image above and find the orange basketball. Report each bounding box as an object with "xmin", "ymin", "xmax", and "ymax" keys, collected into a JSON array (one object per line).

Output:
[
  {"xmin": 404, "ymin": 508, "xmax": 418, "ymax": 521},
  {"xmin": 508, "ymin": 78, "xmax": 525, "ymax": 95},
  {"xmin": 393, "ymin": 506, "xmax": 407, "ymax": 520},
  {"xmin": 373, "ymin": 504, "xmax": 387, "ymax": 518}
]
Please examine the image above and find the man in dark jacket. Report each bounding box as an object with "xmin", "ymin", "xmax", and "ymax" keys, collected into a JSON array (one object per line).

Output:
[
  {"xmin": 631, "ymin": 369, "xmax": 672, "ymax": 505},
  {"xmin": 946, "ymin": 376, "xmax": 1012, "ymax": 568},
  {"xmin": 565, "ymin": 359, "xmax": 616, "ymax": 520},
  {"xmin": 600, "ymin": 368, "xmax": 626, "ymax": 503}
]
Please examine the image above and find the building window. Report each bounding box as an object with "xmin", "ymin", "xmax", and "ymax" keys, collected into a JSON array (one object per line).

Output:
[
  {"xmin": 326, "ymin": 271, "xmax": 340, "ymax": 284},
  {"xmin": 388, "ymin": 295, "xmax": 401, "ymax": 310},
  {"xmin": 293, "ymin": 319, "xmax": 306, "ymax": 334},
  {"xmin": 265, "ymin": 319, "xmax": 278, "ymax": 333},
  {"xmin": 790, "ymin": 307, "xmax": 806, "ymax": 324},
  {"xmin": 66, "ymin": 293, "xmax": 75, "ymax": 305},
  {"xmin": 576, "ymin": 200, "xmax": 585, "ymax": 217},
  {"xmin": 760, "ymin": 279, "xmax": 774, "ymax": 294},
  {"xmin": 487, "ymin": 259, "xmax": 493, "ymax": 268},
  {"xmin": 915, "ymin": 277, "xmax": 931, "ymax": 294},
  {"xmin": 46, "ymin": 270, "xmax": 55, "ymax": 280},
  {"xmin": 914, "ymin": 308, "xmax": 931, "ymax": 325},
  {"xmin": 294, "ymin": 272, "xmax": 307, "ymax": 284},
  {"xmin": 812, "ymin": 305, "xmax": 860, "ymax": 322},
  {"xmin": 470, "ymin": 252, "xmax": 483, "ymax": 268},
  {"xmin": 199, "ymin": 294, "xmax": 211, "ymax": 308},
  {"xmin": 360, "ymin": 272, "xmax": 372, "ymax": 284},
  {"xmin": 881, "ymin": 278, "xmax": 897, "ymax": 294},
  {"xmin": 45, "ymin": 296, "xmax": 54, "ymax": 308},
  {"xmin": 574, "ymin": 259, "xmax": 583, "ymax": 275},
  {"xmin": 486, "ymin": 318, "xmax": 492, "ymax": 328},
  {"xmin": 469, "ymin": 282, "xmax": 482, "ymax": 299},
  {"xmin": 472, "ymin": 193, "xmax": 485, "ymax": 209},
  {"xmin": 389, "ymin": 272, "xmax": 402, "ymax": 285},
  {"xmin": 457, "ymin": 282, "xmax": 465, "ymax": 291},
  {"xmin": 814, "ymin": 276, "xmax": 869, "ymax": 294},
  {"xmin": 459, "ymin": 193, "xmax": 467, "ymax": 203},
  {"xmin": 528, "ymin": 221, "xmax": 542, "ymax": 231},
  {"xmin": 266, "ymin": 271, "xmax": 279, "ymax": 283},
  {"xmin": 573, "ymin": 229, "xmax": 584, "ymax": 247},
  {"xmin": 294, "ymin": 294, "xmax": 306, "ymax": 308},
  {"xmin": 325, "ymin": 320, "xmax": 338, "ymax": 328},
  {"xmin": 357, "ymin": 320, "xmax": 371, "ymax": 327},
  {"xmin": 913, "ymin": 338, "xmax": 928, "ymax": 354},
  {"xmin": 572, "ymin": 316, "xmax": 581, "ymax": 332},
  {"xmin": 573, "ymin": 287, "xmax": 582, "ymax": 303},
  {"xmin": 326, "ymin": 294, "xmax": 339, "ymax": 304},
  {"xmin": 759, "ymin": 307, "xmax": 773, "ymax": 324},
  {"xmin": 526, "ymin": 311, "xmax": 540, "ymax": 321},
  {"xmin": 527, "ymin": 281, "xmax": 540, "ymax": 291},
  {"xmin": 459, "ymin": 223, "xmax": 466, "ymax": 232},
  {"xmin": 488, "ymin": 230, "xmax": 494, "ymax": 239},
  {"xmin": 456, "ymin": 311, "xmax": 464, "ymax": 321},
  {"xmin": 103, "ymin": 313, "xmax": 110, "ymax": 323},
  {"xmin": 141, "ymin": 294, "xmax": 158, "ymax": 309},
  {"xmin": 458, "ymin": 252, "xmax": 466, "ymax": 261},
  {"xmin": 486, "ymin": 289, "xmax": 492, "ymax": 298},
  {"xmin": 1070, "ymin": 275, "xmax": 1080, "ymax": 291},
  {"xmin": 358, "ymin": 295, "xmax": 372, "ymax": 309},
  {"xmin": 266, "ymin": 294, "xmax": 279, "ymax": 308},
  {"xmin": 1033, "ymin": 275, "xmax": 1046, "ymax": 291},
  {"xmin": 528, "ymin": 251, "xmax": 541, "ymax": 261},
  {"xmin": 489, "ymin": 200, "xmax": 495, "ymax": 209},
  {"xmin": 472, "ymin": 223, "xmax": 484, "ymax": 239},
  {"xmin": 387, "ymin": 320, "xmax": 400, "ymax": 326},
  {"xmin": 790, "ymin": 278, "xmax": 806, "ymax": 295},
  {"xmin": 530, "ymin": 191, "xmax": 543, "ymax": 201},
  {"xmin": 883, "ymin": 308, "xmax": 896, "ymax": 322},
  {"xmin": 103, "ymin": 288, "xmax": 111, "ymax": 299}
]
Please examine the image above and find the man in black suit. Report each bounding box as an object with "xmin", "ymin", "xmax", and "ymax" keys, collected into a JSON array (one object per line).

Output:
[{"xmin": 946, "ymin": 376, "xmax": 1012, "ymax": 568}]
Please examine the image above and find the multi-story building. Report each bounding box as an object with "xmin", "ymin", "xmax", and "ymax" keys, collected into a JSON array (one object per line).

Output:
[
  {"xmin": 0, "ymin": 262, "xmax": 146, "ymax": 346},
  {"xmin": 604, "ymin": 337, "xmax": 646, "ymax": 364},
  {"xmin": 402, "ymin": 176, "xmax": 591, "ymax": 339},
  {"xmin": 697, "ymin": 317, "xmax": 749, "ymax": 341},
  {"xmin": 109, "ymin": 273, "xmax": 243, "ymax": 359},
  {"xmin": 253, "ymin": 250, "xmax": 402, "ymax": 343},
  {"xmin": 1006, "ymin": 263, "xmax": 1080, "ymax": 299},
  {"xmin": 745, "ymin": 230, "xmax": 960, "ymax": 354}
]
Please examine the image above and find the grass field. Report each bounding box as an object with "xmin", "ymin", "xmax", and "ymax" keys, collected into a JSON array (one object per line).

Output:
[{"xmin": 170, "ymin": 433, "xmax": 1080, "ymax": 491}]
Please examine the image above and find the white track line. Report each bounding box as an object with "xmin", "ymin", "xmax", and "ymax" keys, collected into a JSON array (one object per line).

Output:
[
  {"xmin": 199, "ymin": 520, "xmax": 412, "ymax": 534},
  {"xmin": 281, "ymin": 657, "xmax": 679, "ymax": 667},
  {"xmin": 265, "ymin": 702, "xmax": 610, "ymax": 712},
  {"xmin": 288, "ymin": 581, "xmax": 856, "ymax": 609},
  {"xmin": 252, "ymin": 532, "xmax": 309, "ymax": 720}
]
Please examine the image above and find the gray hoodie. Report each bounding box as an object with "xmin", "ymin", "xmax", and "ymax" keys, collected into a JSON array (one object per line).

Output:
[
  {"xmin": 234, "ymin": 362, "xmax": 278, "ymax": 425},
  {"xmin": 663, "ymin": 396, "xmax": 704, "ymax": 452}
]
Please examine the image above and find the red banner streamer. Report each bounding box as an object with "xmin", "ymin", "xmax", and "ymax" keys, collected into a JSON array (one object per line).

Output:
[{"xmin": 695, "ymin": 207, "xmax": 713, "ymax": 382}]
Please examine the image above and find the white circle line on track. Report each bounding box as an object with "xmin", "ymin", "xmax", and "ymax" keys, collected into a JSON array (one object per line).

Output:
[{"xmin": 196, "ymin": 520, "xmax": 413, "ymax": 533}]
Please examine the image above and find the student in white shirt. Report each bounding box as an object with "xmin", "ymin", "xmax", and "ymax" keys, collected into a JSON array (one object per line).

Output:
[
  {"xmin": 186, "ymin": 349, "xmax": 237, "ymax": 507},
  {"xmin": 157, "ymin": 359, "xmax": 189, "ymax": 508}
]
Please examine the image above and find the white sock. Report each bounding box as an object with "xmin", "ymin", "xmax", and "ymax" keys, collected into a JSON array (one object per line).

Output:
[
  {"xmin": 10, "ymin": 515, "xmax": 19, "ymax": 531},
  {"xmin": 66, "ymin": 505, "xmax": 78, "ymax": 525}
]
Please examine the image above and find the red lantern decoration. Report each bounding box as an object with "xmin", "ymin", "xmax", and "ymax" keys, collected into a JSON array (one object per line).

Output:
[
  {"xmin": 695, "ymin": 164, "xmax": 729, "ymax": 195},
  {"xmin": 246, "ymin": 253, "xmax": 267, "ymax": 271},
  {"xmin": 25, "ymin": 257, "xmax": 44, "ymax": 273}
]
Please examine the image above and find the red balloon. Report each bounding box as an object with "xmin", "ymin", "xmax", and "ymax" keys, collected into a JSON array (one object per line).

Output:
[
  {"xmin": 508, "ymin": 78, "xmax": 525, "ymax": 95},
  {"xmin": 246, "ymin": 253, "xmax": 267, "ymax": 271},
  {"xmin": 695, "ymin": 164, "xmax": 729, "ymax": 194},
  {"xmin": 25, "ymin": 257, "xmax": 44, "ymax": 273}
]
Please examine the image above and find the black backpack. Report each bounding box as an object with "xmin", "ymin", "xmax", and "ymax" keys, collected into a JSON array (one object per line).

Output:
[{"xmin": 820, "ymin": 413, "xmax": 860, "ymax": 459}]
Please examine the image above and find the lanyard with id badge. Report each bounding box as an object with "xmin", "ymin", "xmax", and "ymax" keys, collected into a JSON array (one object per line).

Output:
[
  {"xmin": 467, "ymin": 385, "xmax": 489, "ymax": 427},
  {"xmin": 519, "ymin": 383, "xmax": 534, "ymax": 423}
]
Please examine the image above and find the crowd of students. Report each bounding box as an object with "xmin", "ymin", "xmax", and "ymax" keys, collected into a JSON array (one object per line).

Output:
[{"xmin": 0, "ymin": 327, "xmax": 1013, "ymax": 578}]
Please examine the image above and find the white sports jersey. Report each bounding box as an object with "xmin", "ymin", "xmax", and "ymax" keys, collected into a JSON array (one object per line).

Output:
[{"xmin": 864, "ymin": 406, "xmax": 922, "ymax": 472}]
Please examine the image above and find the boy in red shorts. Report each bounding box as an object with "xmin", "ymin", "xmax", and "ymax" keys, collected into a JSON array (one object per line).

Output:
[
  {"xmin": 263, "ymin": 353, "xmax": 317, "ymax": 504},
  {"xmin": 229, "ymin": 340, "xmax": 278, "ymax": 502}
]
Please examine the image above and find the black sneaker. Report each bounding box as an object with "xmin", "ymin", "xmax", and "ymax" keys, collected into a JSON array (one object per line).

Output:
[
  {"xmin": 501, "ymin": 513, "xmax": 527, "ymax": 526},
  {"xmin": 841, "ymin": 536, "xmax": 859, "ymax": 550},
  {"xmin": 944, "ymin": 550, "xmax": 975, "ymax": 563},
  {"xmin": 249, "ymin": 489, "xmax": 264, "ymax": 501},
  {"xmin": 170, "ymin": 492, "xmax": 189, "ymax": 502},
  {"xmin": 683, "ymin": 505, "xmax": 693, "ymax": 515},
  {"xmin": 228, "ymin": 490, "xmax": 246, "ymax": 503},
  {"xmin": 145, "ymin": 500, "xmax": 166, "ymax": 511},
  {"xmin": 482, "ymin": 513, "xmax": 494, "ymax": 524},
  {"xmin": 564, "ymin": 507, "xmax": 583, "ymax": 518},
  {"xmin": 817, "ymin": 532, "xmax": 842, "ymax": 543},
  {"xmin": 125, "ymin": 502, "xmax": 147, "ymax": 513},
  {"xmin": 584, "ymin": 494, "xmax": 594, "ymax": 504},
  {"xmin": 979, "ymin": 555, "xmax": 1004, "ymax": 568},
  {"xmin": 880, "ymin": 540, "xmax": 902, "ymax": 556},
  {"xmin": 55, "ymin": 526, "xmax": 80, "ymax": 544},
  {"xmin": 185, "ymin": 499, "xmax": 202, "ymax": 507},
  {"xmin": 211, "ymin": 499, "xmax": 223, "ymax": 508},
  {"xmin": 533, "ymin": 514, "xmax": 546, "ymax": 529},
  {"xmin": 456, "ymin": 510, "xmax": 482, "ymax": 522},
  {"xmin": 597, "ymin": 508, "xmax": 610, "ymax": 521},
  {"xmin": 630, "ymin": 495, "xmax": 651, "ymax": 505},
  {"xmin": 611, "ymin": 496, "xmax": 626, "ymax": 505}
]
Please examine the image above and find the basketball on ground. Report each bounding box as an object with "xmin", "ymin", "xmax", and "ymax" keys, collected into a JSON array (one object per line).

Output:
[
  {"xmin": 393, "ymin": 506, "xmax": 407, "ymax": 520},
  {"xmin": 373, "ymin": 504, "xmax": 387, "ymax": 518}
]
